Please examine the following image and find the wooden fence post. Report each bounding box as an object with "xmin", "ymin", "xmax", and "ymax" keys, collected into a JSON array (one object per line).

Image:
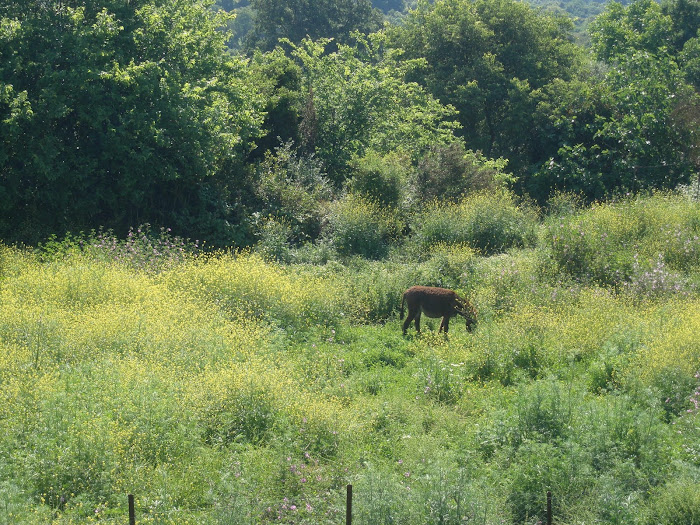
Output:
[
  {"xmin": 546, "ymin": 490, "xmax": 552, "ymax": 525},
  {"xmin": 128, "ymin": 494, "xmax": 136, "ymax": 525},
  {"xmin": 346, "ymin": 484, "xmax": 353, "ymax": 525}
]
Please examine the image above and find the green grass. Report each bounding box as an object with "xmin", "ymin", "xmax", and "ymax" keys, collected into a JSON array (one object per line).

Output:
[{"xmin": 1, "ymin": 193, "xmax": 699, "ymax": 523}]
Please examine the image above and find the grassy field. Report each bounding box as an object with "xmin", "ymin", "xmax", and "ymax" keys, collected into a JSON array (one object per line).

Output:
[{"xmin": 1, "ymin": 193, "xmax": 700, "ymax": 524}]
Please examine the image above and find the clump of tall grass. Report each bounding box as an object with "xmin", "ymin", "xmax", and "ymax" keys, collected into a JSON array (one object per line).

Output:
[
  {"xmin": 162, "ymin": 251, "xmax": 344, "ymax": 331},
  {"xmin": 0, "ymin": 243, "xmax": 35, "ymax": 281},
  {"xmin": 411, "ymin": 243, "xmax": 477, "ymax": 291},
  {"xmin": 625, "ymin": 298, "xmax": 700, "ymax": 418},
  {"xmin": 411, "ymin": 191, "xmax": 538, "ymax": 256},
  {"xmin": 351, "ymin": 458, "xmax": 492, "ymax": 524},
  {"xmin": 642, "ymin": 477, "xmax": 700, "ymax": 525}
]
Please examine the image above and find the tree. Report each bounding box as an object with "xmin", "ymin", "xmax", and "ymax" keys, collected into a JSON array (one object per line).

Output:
[
  {"xmin": 286, "ymin": 36, "xmax": 460, "ymax": 184},
  {"xmin": 371, "ymin": 0, "xmax": 405, "ymax": 13},
  {"xmin": 246, "ymin": 0, "xmax": 383, "ymax": 52},
  {"xmin": 589, "ymin": 0, "xmax": 674, "ymax": 62},
  {"xmin": 386, "ymin": 0, "xmax": 581, "ymax": 179},
  {"xmin": 662, "ymin": 0, "xmax": 700, "ymax": 53},
  {"xmin": 532, "ymin": 52, "xmax": 697, "ymax": 200},
  {"xmin": 0, "ymin": 0, "xmax": 264, "ymax": 245},
  {"xmin": 543, "ymin": 0, "xmax": 700, "ymax": 201}
]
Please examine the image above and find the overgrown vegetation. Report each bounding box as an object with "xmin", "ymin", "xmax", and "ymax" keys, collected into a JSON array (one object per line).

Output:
[
  {"xmin": 1, "ymin": 0, "xmax": 700, "ymax": 522},
  {"xmin": 1, "ymin": 193, "xmax": 699, "ymax": 524},
  {"xmin": 2, "ymin": 0, "xmax": 699, "ymax": 246}
]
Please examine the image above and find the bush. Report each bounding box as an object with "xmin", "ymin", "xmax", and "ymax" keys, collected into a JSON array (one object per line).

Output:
[
  {"xmin": 253, "ymin": 217, "xmax": 294, "ymax": 263},
  {"xmin": 324, "ymin": 193, "xmax": 401, "ymax": 259},
  {"xmin": 625, "ymin": 298, "xmax": 700, "ymax": 414},
  {"xmin": 346, "ymin": 150, "xmax": 408, "ymax": 208},
  {"xmin": 338, "ymin": 260, "xmax": 414, "ymax": 321},
  {"xmin": 642, "ymin": 478, "xmax": 700, "ymax": 524},
  {"xmin": 411, "ymin": 143, "xmax": 512, "ymax": 203},
  {"xmin": 253, "ymin": 141, "xmax": 333, "ymax": 245},
  {"xmin": 411, "ymin": 191, "xmax": 538, "ymax": 255},
  {"xmin": 36, "ymin": 225, "xmax": 198, "ymax": 273},
  {"xmin": 163, "ymin": 252, "xmax": 345, "ymax": 331},
  {"xmin": 410, "ymin": 243, "xmax": 477, "ymax": 290}
]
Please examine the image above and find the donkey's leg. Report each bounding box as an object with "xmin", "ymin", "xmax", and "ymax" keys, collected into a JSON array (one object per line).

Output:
[
  {"xmin": 403, "ymin": 310, "xmax": 416, "ymax": 335},
  {"xmin": 439, "ymin": 316, "xmax": 450, "ymax": 333}
]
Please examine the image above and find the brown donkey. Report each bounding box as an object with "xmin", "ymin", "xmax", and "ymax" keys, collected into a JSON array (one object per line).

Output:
[{"xmin": 400, "ymin": 286, "xmax": 476, "ymax": 335}]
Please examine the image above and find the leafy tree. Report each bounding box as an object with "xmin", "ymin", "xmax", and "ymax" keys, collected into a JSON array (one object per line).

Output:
[
  {"xmin": 680, "ymin": 35, "xmax": 700, "ymax": 89},
  {"xmin": 532, "ymin": 52, "xmax": 697, "ymax": 200},
  {"xmin": 246, "ymin": 0, "xmax": 383, "ymax": 51},
  {"xmin": 247, "ymin": 48, "xmax": 305, "ymax": 159},
  {"xmin": 0, "ymin": 0, "xmax": 263, "ymax": 245},
  {"xmin": 662, "ymin": 0, "xmax": 700, "ymax": 53},
  {"xmin": 371, "ymin": 0, "xmax": 405, "ymax": 12},
  {"xmin": 591, "ymin": 0, "xmax": 700, "ymax": 67},
  {"xmin": 535, "ymin": 0, "xmax": 698, "ymax": 202},
  {"xmin": 287, "ymin": 36, "xmax": 460, "ymax": 184},
  {"xmin": 589, "ymin": 0, "xmax": 674, "ymax": 62},
  {"xmin": 386, "ymin": 0, "xmax": 581, "ymax": 180}
]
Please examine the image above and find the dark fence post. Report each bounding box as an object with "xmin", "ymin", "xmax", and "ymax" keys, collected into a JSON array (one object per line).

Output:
[
  {"xmin": 546, "ymin": 491, "xmax": 552, "ymax": 525},
  {"xmin": 128, "ymin": 494, "xmax": 136, "ymax": 525},
  {"xmin": 346, "ymin": 484, "xmax": 353, "ymax": 525}
]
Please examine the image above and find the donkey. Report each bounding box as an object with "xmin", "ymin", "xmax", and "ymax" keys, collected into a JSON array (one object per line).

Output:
[{"xmin": 400, "ymin": 286, "xmax": 476, "ymax": 335}]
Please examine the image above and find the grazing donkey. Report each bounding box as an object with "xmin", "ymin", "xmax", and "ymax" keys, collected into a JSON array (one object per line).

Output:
[{"xmin": 400, "ymin": 286, "xmax": 476, "ymax": 335}]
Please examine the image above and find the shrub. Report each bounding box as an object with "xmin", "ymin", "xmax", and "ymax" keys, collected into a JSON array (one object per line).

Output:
[
  {"xmin": 346, "ymin": 150, "xmax": 408, "ymax": 208},
  {"xmin": 411, "ymin": 191, "xmax": 538, "ymax": 255},
  {"xmin": 506, "ymin": 442, "xmax": 573, "ymax": 524},
  {"xmin": 36, "ymin": 225, "xmax": 198, "ymax": 273},
  {"xmin": 253, "ymin": 141, "xmax": 333, "ymax": 245},
  {"xmin": 324, "ymin": 193, "xmax": 401, "ymax": 259},
  {"xmin": 163, "ymin": 252, "xmax": 344, "ymax": 331},
  {"xmin": 470, "ymin": 250, "xmax": 544, "ymax": 316},
  {"xmin": 338, "ymin": 260, "xmax": 415, "ymax": 321},
  {"xmin": 253, "ymin": 217, "xmax": 294, "ymax": 263},
  {"xmin": 417, "ymin": 353, "xmax": 466, "ymax": 405},
  {"xmin": 411, "ymin": 142, "xmax": 512, "ymax": 203},
  {"xmin": 411, "ymin": 243, "xmax": 477, "ymax": 290},
  {"xmin": 642, "ymin": 478, "xmax": 700, "ymax": 524},
  {"xmin": 627, "ymin": 299, "xmax": 700, "ymax": 414},
  {"xmin": 545, "ymin": 191, "xmax": 584, "ymax": 218}
]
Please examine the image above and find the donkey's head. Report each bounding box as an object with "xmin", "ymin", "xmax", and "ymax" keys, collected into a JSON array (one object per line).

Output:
[{"xmin": 454, "ymin": 295, "xmax": 477, "ymax": 332}]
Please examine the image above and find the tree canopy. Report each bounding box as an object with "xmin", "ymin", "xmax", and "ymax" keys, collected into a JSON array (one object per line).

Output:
[
  {"xmin": 246, "ymin": 0, "xmax": 383, "ymax": 51},
  {"xmin": 386, "ymin": 0, "xmax": 582, "ymax": 178},
  {"xmin": 0, "ymin": 0, "xmax": 263, "ymax": 244},
  {"xmin": 1, "ymin": 0, "xmax": 698, "ymax": 246}
]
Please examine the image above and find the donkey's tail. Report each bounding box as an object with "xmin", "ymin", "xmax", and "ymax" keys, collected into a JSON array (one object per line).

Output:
[{"xmin": 400, "ymin": 293, "xmax": 405, "ymax": 319}]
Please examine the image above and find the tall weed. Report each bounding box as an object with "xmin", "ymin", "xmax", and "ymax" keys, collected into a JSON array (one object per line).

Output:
[{"xmin": 324, "ymin": 193, "xmax": 401, "ymax": 259}]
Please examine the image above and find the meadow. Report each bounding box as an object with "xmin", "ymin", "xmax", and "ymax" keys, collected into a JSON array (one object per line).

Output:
[{"xmin": 1, "ymin": 193, "xmax": 700, "ymax": 524}]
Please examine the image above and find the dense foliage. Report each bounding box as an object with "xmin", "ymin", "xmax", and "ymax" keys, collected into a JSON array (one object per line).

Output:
[
  {"xmin": 245, "ymin": 0, "xmax": 383, "ymax": 51},
  {"xmin": 0, "ymin": 0, "xmax": 264, "ymax": 246},
  {"xmin": 1, "ymin": 0, "xmax": 699, "ymax": 246},
  {"xmin": 1, "ymin": 193, "xmax": 700, "ymax": 523}
]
